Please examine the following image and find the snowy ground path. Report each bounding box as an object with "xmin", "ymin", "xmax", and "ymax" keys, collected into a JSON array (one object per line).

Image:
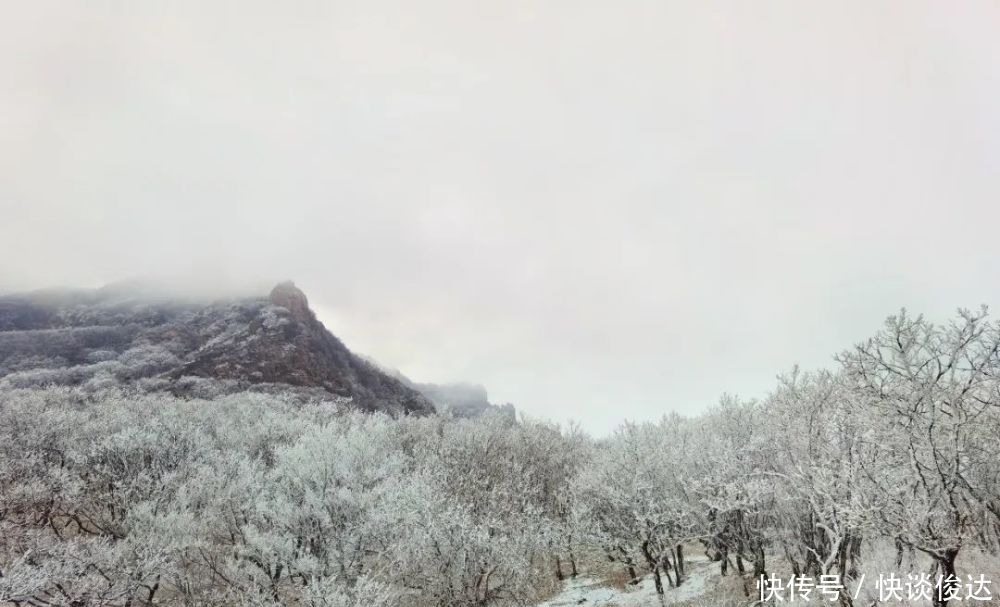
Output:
[{"xmin": 535, "ymin": 554, "xmax": 720, "ymax": 607}]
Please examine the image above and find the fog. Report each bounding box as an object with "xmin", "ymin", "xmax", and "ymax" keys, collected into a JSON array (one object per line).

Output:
[{"xmin": 3, "ymin": 1, "xmax": 1000, "ymax": 432}]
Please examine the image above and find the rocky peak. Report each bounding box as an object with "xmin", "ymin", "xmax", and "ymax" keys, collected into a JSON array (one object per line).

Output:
[{"xmin": 269, "ymin": 281, "xmax": 313, "ymax": 325}]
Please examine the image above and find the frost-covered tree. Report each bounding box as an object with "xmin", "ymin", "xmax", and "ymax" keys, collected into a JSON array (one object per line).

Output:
[
  {"xmin": 838, "ymin": 308, "xmax": 1000, "ymax": 605},
  {"xmin": 2, "ymin": 304, "xmax": 999, "ymax": 607},
  {"xmin": 693, "ymin": 396, "xmax": 774, "ymax": 582},
  {"xmin": 764, "ymin": 368, "xmax": 868, "ymax": 582},
  {"xmin": 574, "ymin": 418, "xmax": 704, "ymax": 596}
]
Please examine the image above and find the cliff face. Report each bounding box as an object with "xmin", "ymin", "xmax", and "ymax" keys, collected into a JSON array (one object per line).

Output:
[{"xmin": 0, "ymin": 281, "xmax": 435, "ymax": 416}]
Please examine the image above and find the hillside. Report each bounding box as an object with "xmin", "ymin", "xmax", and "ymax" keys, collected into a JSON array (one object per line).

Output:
[{"xmin": 0, "ymin": 281, "xmax": 435, "ymax": 416}]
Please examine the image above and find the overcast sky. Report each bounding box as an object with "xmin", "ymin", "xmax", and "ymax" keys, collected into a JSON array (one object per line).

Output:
[{"xmin": 3, "ymin": 1, "xmax": 1000, "ymax": 432}]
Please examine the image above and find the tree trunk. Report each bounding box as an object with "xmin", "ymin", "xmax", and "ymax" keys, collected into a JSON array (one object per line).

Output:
[
  {"xmin": 640, "ymin": 541, "xmax": 665, "ymax": 594},
  {"xmin": 720, "ymin": 545, "xmax": 729, "ymax": 576},
  {"xmin": 617, "ymin": 546, "xmax": 638, "ymax": 583},
  {"xmin": 752, "ymin": 546, "xmax": 766, "ymax": 579},
  {"xmin": 569, "ymin": 550, "xmax": 578, "ymax": 578},
  {"xmin": 661, "ymin": 552, "xmax": 676, "ymax": 588},
  {"xmin": 675, "ymin": 545, "xmax": 684, "ymax": 586},
  {"xmin": 837, "ymin": 536, "xmax": 848, "ymax": 580},
  {"xmin": 931, "ymin": 549, "xmax": 959, "ymax": 607},
  {"xmin": 555, "ymin": 554, "xmax": 564, "ymax": 581},
  {"xmin": 848, "ymin": 535, "xmax": 862, "ymax": 580},
  {"xmin": 146, "ymin": 578, "xmax": 160, "ymax": 606}
]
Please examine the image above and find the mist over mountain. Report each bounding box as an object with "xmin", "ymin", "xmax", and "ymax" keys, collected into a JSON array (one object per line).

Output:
[
  {"xmin": 0, "ymin": 280, "xmax": 511, "ymax": 417},
  {"xmin": 367, "ymin": 360, "xmax": 517, "ymax": 420}
]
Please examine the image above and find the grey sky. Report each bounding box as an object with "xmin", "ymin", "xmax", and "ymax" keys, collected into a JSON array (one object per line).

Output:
[{"xmin": 3, "ymin": 1, "xmax": 999, "ymax": 432}]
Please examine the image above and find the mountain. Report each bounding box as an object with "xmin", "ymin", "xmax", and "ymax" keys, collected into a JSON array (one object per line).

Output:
[
  {"xmin": 0, "ymin": 281, "xmax": 435, "ymax": 416},
  {"xmin": 407, "ymin": 380, "xmax": 516, "ymax": 420},
  {"xmin": 355, "ymin": 355, "xmax": 517, "ymax": 420}
]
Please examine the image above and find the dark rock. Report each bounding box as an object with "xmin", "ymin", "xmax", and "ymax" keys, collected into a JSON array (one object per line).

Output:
[{"xmin": 268, "ymin": 281, "xmax": 313, "ymax": 324}]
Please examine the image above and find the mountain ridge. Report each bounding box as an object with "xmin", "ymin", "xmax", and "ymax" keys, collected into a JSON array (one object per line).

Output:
[{"xmin": 0, "ymin": 280, "xmax": 436, "ymax": 416}]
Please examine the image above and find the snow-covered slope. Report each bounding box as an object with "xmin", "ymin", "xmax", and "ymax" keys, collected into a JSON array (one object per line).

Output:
[{"xmin": 536, "ymin": 555, "xmax": 719, "ymax": 607}]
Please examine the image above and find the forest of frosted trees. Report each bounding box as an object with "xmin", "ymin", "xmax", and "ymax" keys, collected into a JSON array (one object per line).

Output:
[{"xmin": 2, "ymin": 308, "xmax": 1000, "ymax": 607}]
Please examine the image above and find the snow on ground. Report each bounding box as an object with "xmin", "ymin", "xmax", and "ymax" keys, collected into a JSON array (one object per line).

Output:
[
  {"xmin": 534, "ymin": 577, "xmax": 622, "ymax": 606},
  {"xmin": 536, "ymin": 555, "xmax": 719, "ymax": 607}
]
